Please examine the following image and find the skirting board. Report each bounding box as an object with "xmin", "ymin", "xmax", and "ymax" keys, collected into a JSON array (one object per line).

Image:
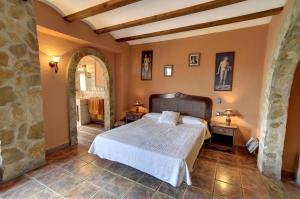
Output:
[{"xmin": 46, "ymin": 143, "xmax": 70, "ymax": 155}]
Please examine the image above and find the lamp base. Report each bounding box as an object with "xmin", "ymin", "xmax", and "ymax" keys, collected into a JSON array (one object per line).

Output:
[{"xmin": 225, "ymin": 116, "xmax": 231, "ymax": 126}]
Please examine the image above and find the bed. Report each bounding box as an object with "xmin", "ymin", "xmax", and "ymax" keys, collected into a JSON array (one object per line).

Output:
[{"xmin": 89, "ymin": 92, "xmax": 212, "ymax": 187}]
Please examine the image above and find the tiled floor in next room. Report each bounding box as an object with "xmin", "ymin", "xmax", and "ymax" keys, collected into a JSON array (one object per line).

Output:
[{"xmin": 0, "ymin": 145, "xmax": 299, "ymax": 199}]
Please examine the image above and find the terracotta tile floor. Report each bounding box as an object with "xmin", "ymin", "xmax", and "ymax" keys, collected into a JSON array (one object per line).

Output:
[{"xmin": 1, "ymin": 145, "xmax": 299, "ymax": 199}]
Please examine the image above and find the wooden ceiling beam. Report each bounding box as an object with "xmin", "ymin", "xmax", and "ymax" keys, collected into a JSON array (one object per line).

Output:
[
  {"xmin": 64, "ymin": 0, "xmax": 141, "ymax": 22},
  {"xmin": 95, "ymin": 0, "xmax": 246, "ymax": 34},
  {"xmin": 116, "ymin": 7, "xmax": 283, "ymax": 42}
]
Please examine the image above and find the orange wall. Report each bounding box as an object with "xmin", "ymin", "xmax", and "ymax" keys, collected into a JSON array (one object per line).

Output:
[
  {"xmin": 283, "ymin": 62, "xmax": 300, "ymax": 172},
  {"xmin": 35, "ymin": 0, "xmax": 131, "ymax": 121},
  {"xmin": 38, "ymin": 31, "xmax": 117, "ymax": 150},
  {"xmin": 128, "ymin": 26, "xmax": 268, "ymax": 145}
]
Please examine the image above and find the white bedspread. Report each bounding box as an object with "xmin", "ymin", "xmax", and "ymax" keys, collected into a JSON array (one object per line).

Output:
[{"xmin": 88, "ymin": 116, "xmax": 210, "ymax": 187}]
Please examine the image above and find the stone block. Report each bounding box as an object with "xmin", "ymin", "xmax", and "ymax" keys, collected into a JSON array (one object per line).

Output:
[
  {"xmin": 2, "ymin": 148, "xmax": 24, "ymax": 165},
  {"xmin": 0, "ymin": 86, "xmax": 16, "ymax": 106},
  {"xmin": 0, "ymin": 129, "xmax": 14, "ymax": 145},
  {"xmin": 27, "ymin": 122, "xmax": 43, "ymax": 139}
]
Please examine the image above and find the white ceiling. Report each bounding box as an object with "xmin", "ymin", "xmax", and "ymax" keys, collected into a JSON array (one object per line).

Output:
[{"xmin": 39, "ymin": 0, "xmax": 287, "ymax": 45}]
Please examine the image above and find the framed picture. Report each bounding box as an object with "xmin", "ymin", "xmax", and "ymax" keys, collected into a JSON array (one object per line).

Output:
[
  {"xmin": 214, "ymin": 52, "xmax": 235, "ymax": 91},
  {"xmin": 164, "ymin": 65, "xmax": 173, "ymax": 77},
  {"xmin": 141, "ymin": 50, "xmax": 153, "ymax": 80},
  {"xmin": 189, "ymin": 53, "xmax": 200, "ymax": 66}
]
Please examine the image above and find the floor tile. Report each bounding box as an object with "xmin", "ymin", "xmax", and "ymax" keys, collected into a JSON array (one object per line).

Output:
[
  {"xmin": 0, "ymin": 179, "xmax": 46, "ymax": 199},
  {"xmin": 158, "ymin": 182, "xmax": 187, "ymax": 199},
  {"xmin": 92, "ymin": 189, "xmax": 117, "ymax": 199},
  {"xmin": 35, "ymin": 167, "xmax": 70, "ymax": 186},
  {"xmin": 60, "ymin": 158, "xmax": 88, "ymax": 172},
  {"xmin": 191, "ymin": 172, "xmax": 215, "ymax": 192},
  {"xmin": 92, "ymin": 158, "xmax": 113, "ymax": 169},
  {"xmin": 106, "ymin": 162, "xmax": 127, "ymax": 175},
  {"xmin": 103, "ymin": 176, "xmax": 134, "ymax": 197},
  {"xmin": 73, "ymin": 163, "xmax": 101, "ymax": 180},
  {"xmin": 283, "ymin": 181, "xmax": 300, "ymax": 199},
  {"xmin": 241, "ymin": 169, "xmax": 265, "ymax": 192},
  {"xmin": 243, "ymin": 187, "xmax": 270, "ymax": 199},
  {"xmin": 137, "ymin": 173, "xmax": 162, "ymax": 190},
  {"xmin": 88, "ymin": 169, "xmax": 117, "ymax": 187},
  {"xmin": 216, "ymin": 165, "xmax": 241, "ymax": 185},
  {"xmin": 26, "ymin": 163, "xmax": 57, "ymax": 178},
  {"xmin": 79, "ymin": 154, "xmax": 97, "ymax": 163},
  {"xmin": 0, "ymin": 175, "xmax": 30, "ymax": 194},
  {"xmin": 123, "ymin": 184, "xmax": 155, "ymax": 199},
  {"xmin": 194, "ymin": 158, "xmax": 216, "ymax": 177},
  {"xmin": 214, "ymin": 180, "xmax": 243, "ymax": 199},
  {"xmin": 183, "ymin": 186, "xmax": 212, "ymax": 199},
  {"xmin": 48, "ymin": 175, "xmax": 82, "ymax": 196},
  {"xmin": 152, "ymin": 192, "xmax": 174, "ymax": 199},
  {"xmin": 30, "ymin": 188, "xmax": 61, "ymax": 199},
  {"xmin": 121, "ymin": 166, "xmax": 144, "ymax": 181},
  {"xmin": 64, "ymin": 181, "xmax": 99, "ymax": 199}
]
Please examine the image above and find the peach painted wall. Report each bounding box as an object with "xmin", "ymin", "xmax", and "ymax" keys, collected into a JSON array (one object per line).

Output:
[
  {"xmin": 38, "ymin": 31, "xmax": 116, "ymax": 150},
  {"xmin": 282, "ymin": 62, "xmax": 300, "ymax": 172},
  {"xmin": 35, "ymin": 0, "xmax": 131, "ymax": 120},
  {"xmin": 128, "ymin": 26, "xmax": 268, "ymax": 146}
]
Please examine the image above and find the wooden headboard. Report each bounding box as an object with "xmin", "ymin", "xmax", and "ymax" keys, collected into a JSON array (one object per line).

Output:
[{"xmin": 149, "ymin": 92, "xmax": 212, "ymax": 122}]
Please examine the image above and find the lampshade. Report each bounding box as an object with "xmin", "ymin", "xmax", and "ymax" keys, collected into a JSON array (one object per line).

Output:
[
  {"xmin": 52, "ymin": 56, "xmax": 60, "ymax": 63},
  {"xmin": 224, "ymin": 109, "xmax": 234, "ymax": 116},
  {"xmin": 134, "ymin": 100, "xmax": 144, "ymax": 107}
]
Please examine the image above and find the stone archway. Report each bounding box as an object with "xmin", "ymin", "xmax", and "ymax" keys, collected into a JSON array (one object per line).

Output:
[
  {"xmin": 258, "ymin": 1, "xmax": 300, "ymax": 180},
  {"xmin": 67, "ymin": 48, "xmax": 113, "ymax": 146}
]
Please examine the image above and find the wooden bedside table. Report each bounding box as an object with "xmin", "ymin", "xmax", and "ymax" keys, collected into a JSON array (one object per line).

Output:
[
  {"xmin": 126, "ymin": 111, "xmax": 145, "ymax": 123},
  {"xmin": 210, "ymin": 122, "xmax": 238, "ymax": 153}
]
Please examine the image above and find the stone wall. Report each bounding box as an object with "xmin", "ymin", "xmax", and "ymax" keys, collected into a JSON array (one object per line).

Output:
[
  {"xmin": 67, "ymin": 48, "xmax": 113, "ymax": 146},
  {"xmin": 0, "ymin": 0, "xmax": 44, "ymax": 182},
  {"xmin": 258, "ymin": 1, "xmax": 300, "ymax": 179}
]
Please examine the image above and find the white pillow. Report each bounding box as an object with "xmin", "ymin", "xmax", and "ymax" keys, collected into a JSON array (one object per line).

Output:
[
  {"xmin": 179, "ymin": 115, "xmax": 207, "ymax": 126},
  {"xmin": 143, "ymin": 112, "xmax": 161, "ymax": 120},
  {"xmin": 158, "ymin": 111, "xmax": 180, "ymax": 126}
]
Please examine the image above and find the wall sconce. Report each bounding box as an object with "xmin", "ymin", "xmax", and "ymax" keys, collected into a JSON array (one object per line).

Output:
[{"xmin": 49, "ymin": 56, "xmax": 60, "ymax": 73}]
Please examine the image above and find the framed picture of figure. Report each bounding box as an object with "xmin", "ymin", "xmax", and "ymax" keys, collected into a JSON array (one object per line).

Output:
[
  {"xmin": 141, "ymin": 50, "xmax": 153, "ymax": 80},
  {"xmin": 214, "ymin": 52, "xmax": 235, "ymax": 91},
  {"xmin": 189, "ymin": 53, "xmax": 200, "ymax": 66}
]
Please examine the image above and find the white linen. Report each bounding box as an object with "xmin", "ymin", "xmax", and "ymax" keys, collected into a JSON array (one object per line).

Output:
[
  {"xmin": 158, "ymin": 111, "xmax": 180, "ymax": 126},
  {"xmin": 179, "ymin": 115, "xmax": 208, "ymax": 126},
  {"xmin": 143, "ymin": 112, "xmax": 161, "ymax": 120},
  {"xmin": 89, "ymin": 116, "xmax": 211, "ymax": 187}
]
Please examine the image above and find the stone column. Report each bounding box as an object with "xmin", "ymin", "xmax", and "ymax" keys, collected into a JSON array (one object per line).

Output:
[
  {"xmin": 297, "ymin": 154, "xmax": 300, "ymax": 187},
  {"xmin": 258, "ymin": 0, "xmax": 300, "ymax": 179},
  {"xmin": 0, "ymin": 0, "xmax": 45, "ymax": 182}
]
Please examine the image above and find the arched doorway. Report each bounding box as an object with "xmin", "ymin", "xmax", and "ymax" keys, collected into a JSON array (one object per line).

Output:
[
  {"xmin": 258, "ymin": 1, "xmax": 300, "ymax": 180},
  {"xmin": 67, "ymin": 48, "xmax": 113, "ymax": 146}
]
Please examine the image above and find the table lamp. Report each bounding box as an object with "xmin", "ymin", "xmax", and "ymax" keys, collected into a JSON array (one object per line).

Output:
[
  {"xmin": 224, "ymin": 109, "xmax": 235, "ymax": 126},
  {"xmin": 133, "ymin": 100, "xmax": 144, "ymax": 113},
  {"xmin": 216, "ymin": 109, "xmax": 235, "ymax": 126}
]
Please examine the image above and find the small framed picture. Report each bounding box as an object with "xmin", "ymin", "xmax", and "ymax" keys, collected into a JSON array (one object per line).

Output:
[
  {"xmin": 189, "ymin": 53, "xmax": 200, "ymax": 66},
  {"xmin": 164, "ymin": 65, "xmax": 173, "ymax": 77}
]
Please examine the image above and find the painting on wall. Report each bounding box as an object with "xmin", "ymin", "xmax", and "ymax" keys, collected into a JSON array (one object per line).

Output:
[
  {"xmin": 214, "ymin": 52, "xmax": 235, "ymax": 91},
  {"xmin": 164, "ymin": 65, "xmax": 173, "ymax": 77},
  {"xmin": 189, "ymin": 53, "xmax": 200, "ymax": 66},
  {"xmin": 141, "ymin": 50, "xmax": 153, "ymax": 80}
]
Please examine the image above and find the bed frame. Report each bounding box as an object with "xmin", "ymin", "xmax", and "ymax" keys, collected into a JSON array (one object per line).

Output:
[{"xmin": 149, "ymin": 92, "xmax": 212, "ymax": 122}]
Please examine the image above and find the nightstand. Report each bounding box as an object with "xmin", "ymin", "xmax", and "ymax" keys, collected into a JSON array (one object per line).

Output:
[
  {"xmin": 209, "ymin": 122, "xmax": 238, "ymax": 153},
  {"xmin": 126, "ymin": 111, "xmax": 145, "ymax": 123}
]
